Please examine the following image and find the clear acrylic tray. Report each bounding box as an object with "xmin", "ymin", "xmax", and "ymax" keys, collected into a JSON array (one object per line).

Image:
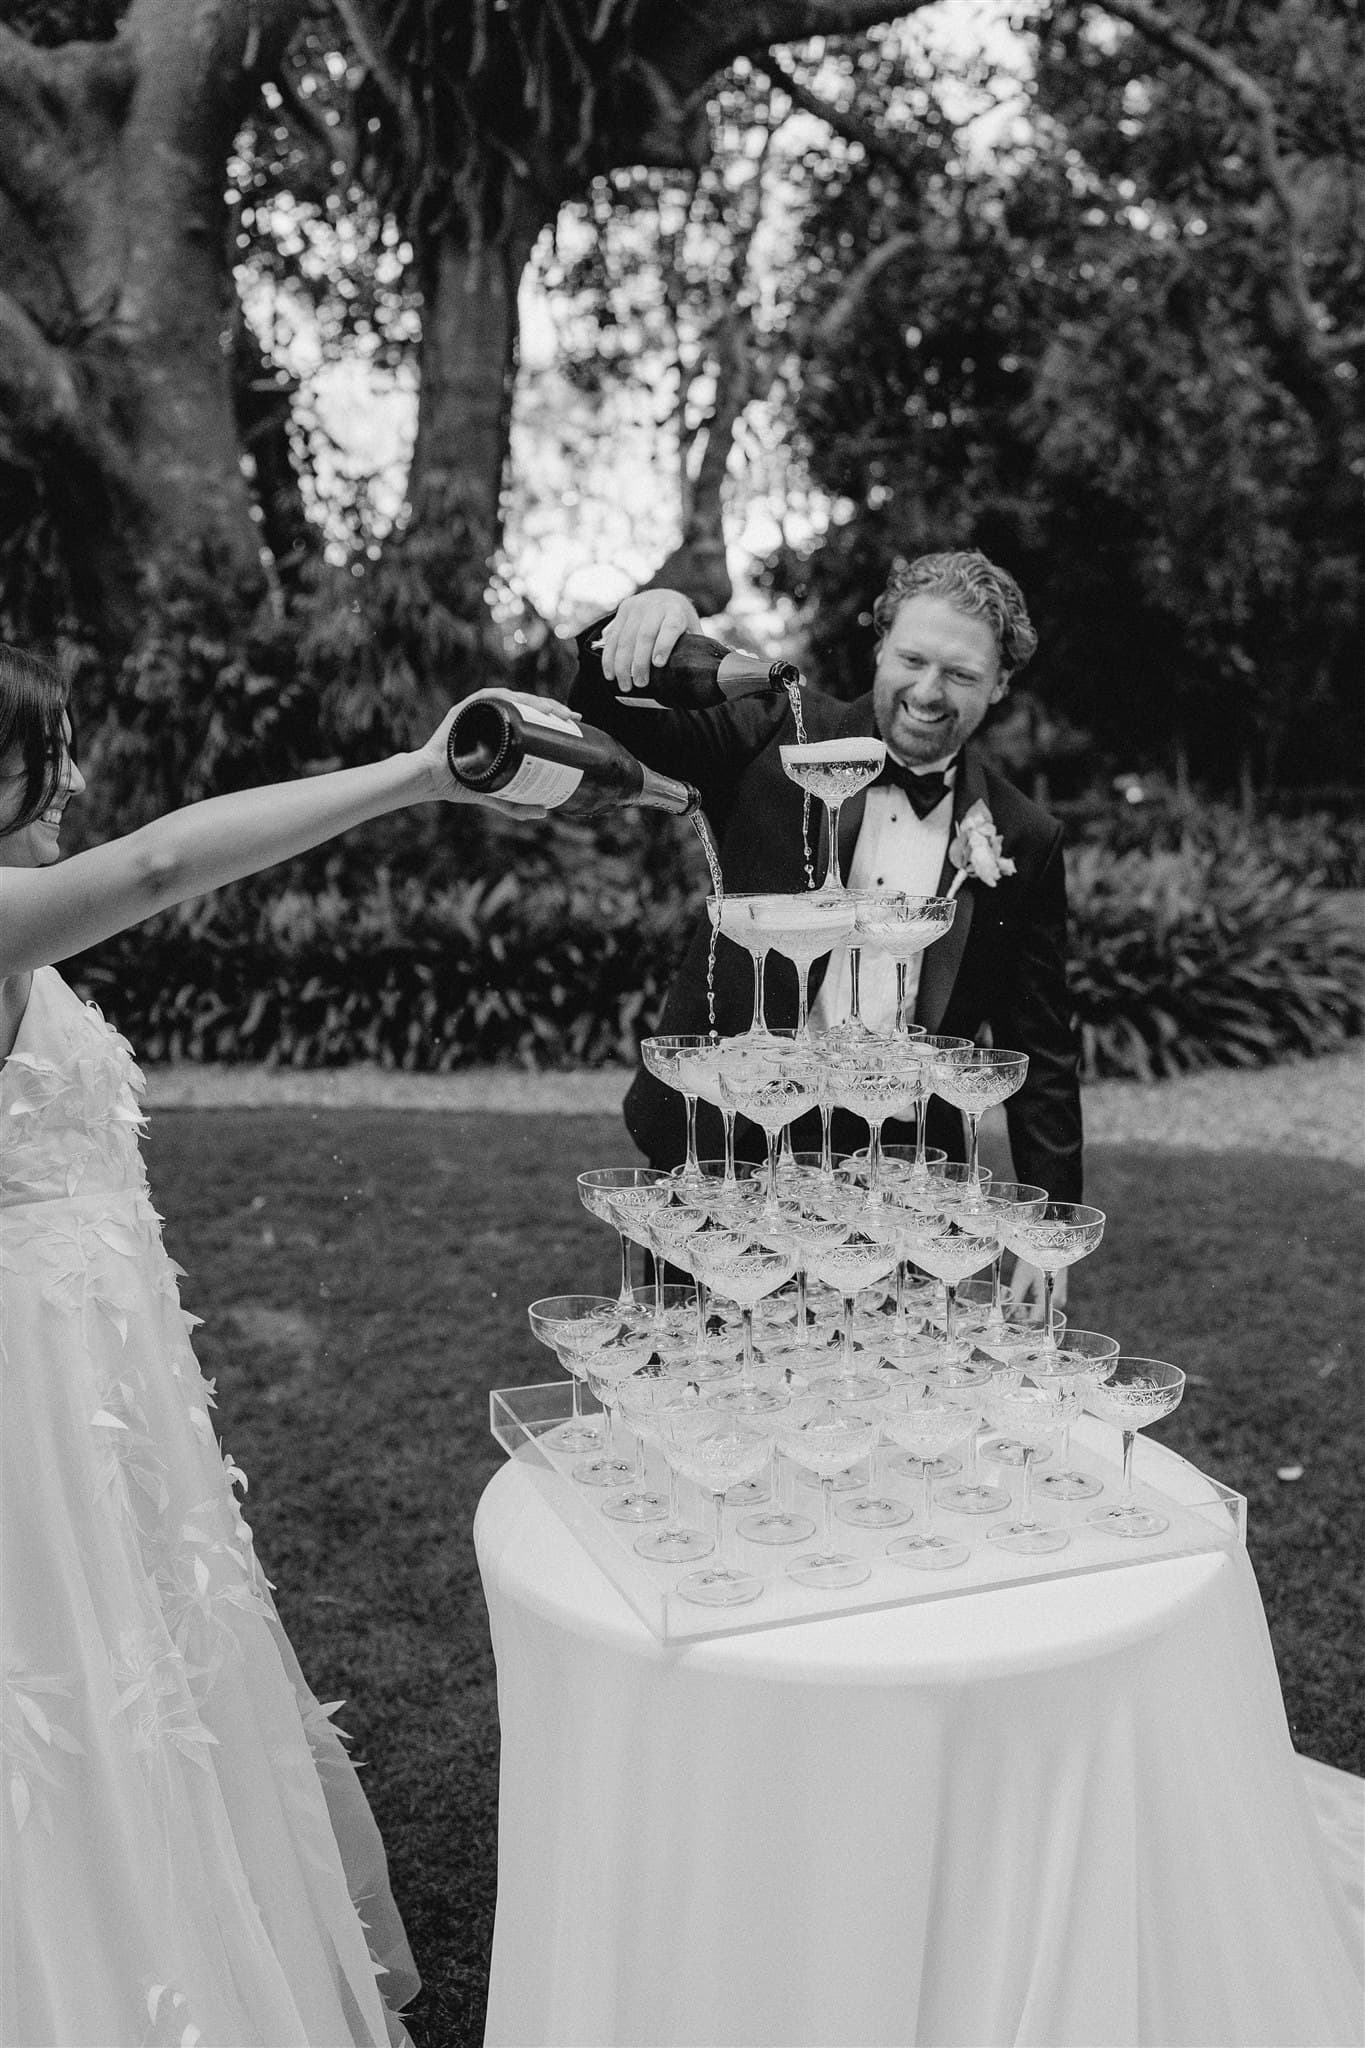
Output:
[{"xmin": 489, "ymin": 1380, "xmax": 1247, "ymax": 1644}]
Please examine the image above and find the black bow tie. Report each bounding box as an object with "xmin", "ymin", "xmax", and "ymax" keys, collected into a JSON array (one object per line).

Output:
[{"xmin": 875, "ymin": 757, "xmax": 955, "ymax": 819}]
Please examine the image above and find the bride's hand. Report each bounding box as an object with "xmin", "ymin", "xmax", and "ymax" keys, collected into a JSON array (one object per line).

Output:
[{"xmin": 421, "ymin": 690, "xmax": 584, "ymax": 817}]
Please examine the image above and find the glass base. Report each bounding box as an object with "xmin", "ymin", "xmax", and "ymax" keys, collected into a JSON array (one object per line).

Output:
[
  {"xmin": 665, "ymin": 1351, "xmax": 739, "ymax": 1384},
  {"xmin": 724, "ymin": 1477, "xmax": 771, "ymax": 1508},
  {"xmin": 928, "ymin": 1357, "xmax": 992, "ymax": 1390},
  {"xmin": 676, "ymin": 1564, "xmax": 764, "ymax": 1606},
  {"xmin": 786, "ymin": 1549, "xmax": 870, "ymax": 1589},
  {"xmin": 886, "ymin": 1532, "xmax": 970, "ymax": 1570},
  {"xmin": 707, "ymin": 1383, "xmax": 790, "ymax": 1415},
  {"xmin": 935, "ymin": 1478, "xmax": 1011, "ymax": 1515},
  {"xmin": 1088, "ymin": 1502, "xmax": 1170, "ymax": 1538},
  {"xmin": 602, "ymin": 1488, "xmax": 669, "ymax": 1524},
  {"xmin": 634, "ymin": 1523, "xmax": 713, "ymax": 1561},
  {"xmin": 877, "ymin": 1333, "xmax": 939, "ymax": 1371},
  {"xmin": 1037, "ymin": 1468, "xmax": 1104, "ymax": 1502},
  {"xmin": 987, "ymin": 1519, "xmax": 1070, "ymax": 1554},
  {"xmin": 794, "ymin": 1466, "xmax": 863, "ymax": 1494},
  {"xmin": 807, "ymin": 1368, "xmax": 890, "ymax": 1403},
  {"xmin": 982, "ymin": 1437, "xmax": 1052, "ymax": 1467},
  {"xmin": 549, "ymin": 1417, "xmax": 603, "ymax": 1453},
  {"xmin": 835, "ymin": 1493, "xmax": 915, "ymax": 1530},
  {"xmin": 885, "ymin": 1451, "xmax": 961, "ymax": 1482},
  {"xmin": 737, "ymin": 1507, "xmax": 817, "ymax": 1545},
  {"xmin": 571, "ymin": 1455, "xmax": 635, "ymax": 1488}
]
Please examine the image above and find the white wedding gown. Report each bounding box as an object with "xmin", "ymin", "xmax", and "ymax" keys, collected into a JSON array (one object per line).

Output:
[{"xmin": 1, "ymin": 969, "xmax": 419, "ymax": 2047}]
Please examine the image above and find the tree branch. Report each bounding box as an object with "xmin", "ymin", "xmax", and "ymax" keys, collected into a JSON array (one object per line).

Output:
[
  {"xmin": 330, "ymin": 0, "xmax": 424, "ymax": 180},
  {"xmin": 1094, "ymin": 0, "xmax": 1335, "ymax": 368},
  {"xmin": 753, "ymin": 50, "xmax": 924, "ymax": 186},
  {"xmin": 0, "ymin": 286, "xmax": 84, "ymax": 447}
]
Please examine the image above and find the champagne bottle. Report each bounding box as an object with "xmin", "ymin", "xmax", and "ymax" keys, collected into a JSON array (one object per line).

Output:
[
  {"xmin": 446, "ymin": 694, "xmax": 699, "ymax": 817},
  {"xmin": 576, "ymin": 621, "xmax": 801, "ymax": 711}
]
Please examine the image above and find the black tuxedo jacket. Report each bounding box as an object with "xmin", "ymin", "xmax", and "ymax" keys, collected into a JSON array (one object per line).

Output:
[{"xmin": 570, "ymin": 657, "xmax": 1084, "ymax": 1203}]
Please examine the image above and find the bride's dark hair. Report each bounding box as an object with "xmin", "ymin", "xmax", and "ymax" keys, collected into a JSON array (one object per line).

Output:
[{"xmin": 0, "ymin": 644, "xmax": 71, "ymax": 834}]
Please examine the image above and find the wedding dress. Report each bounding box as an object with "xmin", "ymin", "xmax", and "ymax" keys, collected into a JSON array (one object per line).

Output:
[{"xmin": 1, "ymin": 969, "xmax": 419, "ymax": 2047}]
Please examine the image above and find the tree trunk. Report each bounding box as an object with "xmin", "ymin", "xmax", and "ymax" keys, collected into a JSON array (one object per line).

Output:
[{"xmin": 0, "ymin": 0, "xmax": 306, "ymax": 649}]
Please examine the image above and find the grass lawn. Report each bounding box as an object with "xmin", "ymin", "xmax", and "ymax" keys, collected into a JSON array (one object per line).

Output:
[{"xmin": 146, "ymin": 1109, "xmax": 1364, "ymax": 2048}]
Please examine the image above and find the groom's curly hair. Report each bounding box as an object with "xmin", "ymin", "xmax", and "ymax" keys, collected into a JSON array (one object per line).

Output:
[
  {"xmin": 0, "ymin": 645, "xmax": 72, "ymax": 835},
  {"xmin": 873, "ymin": 551, "xmax": 1038, "ymax": 682}
]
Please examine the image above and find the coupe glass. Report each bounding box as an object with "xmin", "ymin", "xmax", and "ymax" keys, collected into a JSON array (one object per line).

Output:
[
  {"xmin": 672, "ymin": 1038, "xmax": 740, "ymax": 1181},
  {"xmin": 996, "ymin": 1200, "xmax": 1106, "ymax": 1350},
  {"xmin": 898, "ymin": 1208, "xmax": 998, "ymax": 1377},
  {"xmin": 526, "ymin": 1293, "xmax": 615, "ymax": 1453},
  {"xmin": 931, "ymin": 1382, "xmax": 1011, "ymax": 1515},
  {"xmin": 619, "ymin": 1377, "xmax": 714, "ymax": 1560},
  {"xmin": 912, "ymin": 1035, "xmax": 973, "ymax": 1184},
  {"xmin": 981, "ymin": 1181, "xmax": 1049, "ymax": 1329},
  {"xmin": 983, "ymin": 1373, "xmax": 1071, "ymax": 1553},
  {"xmin": 824, "ymin": 1043, "xmax": 923, "ymax": 1197},
  {"xmin": 881, "ymin": 1384, "xmax": 974, "ymax": 1569},
  {"xmin": 1032, "ymin": 1329, "xmax": 1121, "ymax": 1501},
  {"xmin": 779, "ymin": 738, "xmax": 887, "ymax": 896},
  {"xmin": 717, "ymin": 1035, "xmax": 822, "ymax": 1206},
  {"xmin": 747, "ymin": 893, "xmax": 859, "ymax": 1033},
  {"xmin": 1086, "ymin": 1359, "xmax": 1186, "ymax": 1537},
  {"xmin": 641, "ymin": 1034, "xmax": 714, "ymax": 1188},
  {"xmin": 573, "ymin": 1316, "xmax": 660, "ymax": 1491},
  {"xmin": 854, "ymin": 892, "xmax": 958, "ymax": 1035},
  {"xmin": 761, "ymin": 1197, "xmax": 853, "ymax": 1351},
  {"xmin": 663, "ymin": 1412, "xmax": 772, "ymax": 1606},
  {"xmin": 643, "ymin": 1197, "xmax": 708, "ymax": 1316},
  {"xmin": 931, "ymin": 1048, "xmax": 1028, "ymax": 1197},
  {"xmin": 776, "ymin": 1398, "xmax": 884, "ymax": 1587},
  {"xmin": 803, "ymin": 1231, "xmax": 900, "ymax": 1400},
  {"xmin": 577, "ymin": 1166, "xmax": 671, "ymax": 1306},
  {"xmin": 707, "ymin": 894, "xmax": 777, "ymax": 1039},
  {"xmin": 689, "ymin": 1229, "xmax": 796, "ymax": 1413}
]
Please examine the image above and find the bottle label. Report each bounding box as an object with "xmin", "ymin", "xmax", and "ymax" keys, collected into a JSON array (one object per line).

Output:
[{"xmin": 501, "ymin": 755, "xmax": 584, "ymax": 806}]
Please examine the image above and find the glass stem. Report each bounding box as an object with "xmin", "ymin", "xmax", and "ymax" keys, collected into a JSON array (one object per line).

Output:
[
  {"xmin": 1018, "ymin": 1443, "xmax": 1036, "ymax": 1524},
  {"xmin": 711, "ymin": 1490, "xmax": 730, "ymax": 1570},
  {"xmin": 824, "ymin": 802, "xmax": 844, "ymax": 891},
  {"xmin": 920, "ymin": 1457, "xmax": 936, "ymax": 1535},
  {"xmin": 722, "ymin": 1110, "xmax": 737, "ymax": 1183},
  {"xmin": 615, "ymin": 1229, "xmax": 633, "ymax": 1308},
  {"xmin": 684, "ymin": 1094, "xmax": 700, "ymax": 1178},
  {"xmin": 989, "ymin": 1252, "xmax": 1004, "ymax": 1326},
  {"xmin": 740, "ymin": 1305, "xmax": 757, "ymax": 1392},
  {"xmin": 796, "ymin": 963, "xmax": 811, "ymax": 1034},
  {"xmin": 820, "ymin": 1102, "xmax": 834, "ymax": 1177},
  {"xmin": 944, "ymin": 1281, "xmax": 958, "ymax": 1348},
  {"xmin": 666, "ymin": 1461, "xmax": 682, "ymax": 1529},
  {"xmin": 750, "ymin": 951, "xmax": 766, "ymax": 1034},
  {"xmin": 1121, "ymin": 1426, "xmax": 1137, "ymax": 1507},
  {"xmin": 865, "ymin": 1120, "xmax": 883, "ymax": 1197},
  {"xmin": 840, "ymin": 1293, "xmax": 857, "ymax": 1380},
  {"xmin": 894, "ymin": 1260, "xmax": 909, "ymax": 1336},
  {"xmin": 695, "ymin": 1279, "xmax": 710, "ymax": 1351},
  {"xmin": 895, "ymin": 960, "xmax": 910, "ymax": 1035},
  {"xmin": 764, "ymin": 1131, "xmax": 782, "ymax": 1207},
  {"xmin": 820, "ymin": 1473, "xmax": 836, "ymax": 1552},
  {"xmin": 966, "ymin": 1111, "xmax": 982, "ymax": 1191},
  {"xmin": 794, "ymin": 1266, "xmax": 809, "ymax": 1348},
  {"xmin": 913, "ymin": 1089, "xmax": 932, "ymax": 1181},
  {"xmin": 1043, "ymin": 1268, "xmax": 1056, "ymax": 1349},
  {"xmin": 849, "ymin": 946, "xmax": 863, "ymax": 1027},
  {"xmin": 603, "ymin": 1393, "xmax": 619, "ymax": 1463}
]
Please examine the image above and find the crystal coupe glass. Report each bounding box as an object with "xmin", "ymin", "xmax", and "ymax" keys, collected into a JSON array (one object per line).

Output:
[
  {"xmin": 707, "ymin": 893, "xmax": 778, "ymax": 1039},
  {"xmin": 641, "ymin": 1034, "xmax": 715, "ymax": 1188},
  {"xmin": 526, "ymin": 1293, "xmax": 615, "ymax": 1453},
  {"xmin": 881, "ymin": 1383, "xmax": 974, "ymax": 1569},
  {"xmin": 775, "ymin": 1398, "xmax": 884, "ymax": 1588},
  {"xmin": 746, "ymin": 894, "xmax": 858, "ymax": 1033},
  {"xmin": 931, "ymin": 1047, "xmax": 1028, "ymax": 1197},
  {"xmin": 577, "ymin": 1166, "xmax": 671, "ymax": 1307},
  {"xmin": 663, "ymin": 1411, "xmax": 773, "ymax": 1606},
  {"xmin": 717, "ymin": 1034, "xmax": 822, "ymax": 1205},
  {"xmin": 982, "ymin": 1373, "xmax": 1072, "ymax": 1554},
  {"xmin": 1085, "ymin": 1359, "xmax": 1186, "ymax": 1537},
  {"xmin": 779, "ymin": 738, "xmax": 887, "ymax": 896},
  {"xmin": 995, "ymin": 1200, "xmax": 1106, "ymax": 1351},
  {"xmin": 1032, "ymin": 1328, "xmax": 1121, "ymax": 1501},
  {"xmin": 853, "ymin": 892, "xmax": 958, "ymax": 1035}
]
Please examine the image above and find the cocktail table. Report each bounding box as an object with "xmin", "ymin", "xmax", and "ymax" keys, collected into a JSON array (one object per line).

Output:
[{"xmin": 475, "ymin": 1422, "xmax": 1363, "ymax": 2047}]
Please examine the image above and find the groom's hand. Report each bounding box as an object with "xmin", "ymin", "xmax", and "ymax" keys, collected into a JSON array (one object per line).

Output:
[
  {"xmin": 1008, "ymin": 1261, "xmax": 1067, "ymax": 1322},
  {"xmin": 599, "ymin": 589, "xmax": 702, "ymax": 692}
]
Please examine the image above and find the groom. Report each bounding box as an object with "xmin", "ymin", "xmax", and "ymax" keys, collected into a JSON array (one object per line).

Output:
[{"xmin": 571, "ymin": 549, "xmax": 1083, "ymax": 1293}]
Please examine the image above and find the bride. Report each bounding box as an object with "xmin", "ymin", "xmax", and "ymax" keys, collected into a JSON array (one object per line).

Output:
[{"xmin": 0, "ymin": 645, "xmax": 553, "ymax": 2046}]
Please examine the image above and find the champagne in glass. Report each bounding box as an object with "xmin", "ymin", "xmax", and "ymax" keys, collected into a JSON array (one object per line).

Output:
[
  {"xmin": 779, "ymin": 739, "xmax": 887, "ymax": 896},
  {"xmin": 931, "ymin": 1048, "xmax": 1028, "ymax": 1198},
  {"xmin": 854, "ymin": 893, "xmax": 958, "ymax": 1034},
  {"xmin": 746, "ymin": 894, "xmax": 857, "ymax": 1034}
]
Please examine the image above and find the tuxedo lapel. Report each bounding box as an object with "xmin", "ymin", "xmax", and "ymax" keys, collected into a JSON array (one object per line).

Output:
[{"xmin": 915, "ymin": 745, "xmax": 988, "ymax": 1033}]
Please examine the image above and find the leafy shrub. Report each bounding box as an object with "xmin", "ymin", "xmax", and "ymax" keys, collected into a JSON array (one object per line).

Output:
[
  {"xmin": 1067, "ymin": 793, "xmax": 1365, "ymax": 890},
  {"xmin": 1067, "ymin": 837, "xmax": 1365, "ymax": 1081}
]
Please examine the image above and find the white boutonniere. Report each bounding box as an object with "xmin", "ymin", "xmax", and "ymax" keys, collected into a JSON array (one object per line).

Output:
[{"xmin": 947, "ymin": 799, "xmax": 1016, "ymax": 898}]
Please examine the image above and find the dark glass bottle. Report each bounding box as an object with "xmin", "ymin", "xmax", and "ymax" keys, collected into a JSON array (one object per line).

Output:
[
  {"xmin": 576, "ymin": 623, "xmax": 802, "ymax": 711},
  {"xmin": 446, "ymin": 696, "xmax": 699, "ymax": 818}
]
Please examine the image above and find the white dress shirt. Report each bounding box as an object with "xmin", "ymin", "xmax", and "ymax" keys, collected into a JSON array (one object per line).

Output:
[{"xmin": 809, "ymin": 763, "xmax": 956, "ymax": 1037}]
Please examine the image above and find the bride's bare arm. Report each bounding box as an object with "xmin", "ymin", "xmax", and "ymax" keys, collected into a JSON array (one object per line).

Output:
[{"xmin": 0, "ymin": 695, "xmax": 569, "ymax": 977}]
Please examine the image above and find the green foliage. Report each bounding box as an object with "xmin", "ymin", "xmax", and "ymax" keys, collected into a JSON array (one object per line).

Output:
[{"xmin": 1067, "ymin": 831, "xmax": 1365, "ymax": 1080}]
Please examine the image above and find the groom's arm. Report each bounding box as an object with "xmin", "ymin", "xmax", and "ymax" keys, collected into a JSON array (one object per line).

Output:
[
  {"xmin": 567, "ymin": 597, "xmax": 792, "ymax": 822},
  {"xmin": 997, "ymin": 827, "xmax": 1085, "ymax": 1205}
]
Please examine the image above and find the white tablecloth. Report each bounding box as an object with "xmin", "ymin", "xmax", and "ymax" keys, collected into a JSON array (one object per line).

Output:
[{"xmin": 475, "ymin": 1430, "xmax": 1364, "ymax": 2048}]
